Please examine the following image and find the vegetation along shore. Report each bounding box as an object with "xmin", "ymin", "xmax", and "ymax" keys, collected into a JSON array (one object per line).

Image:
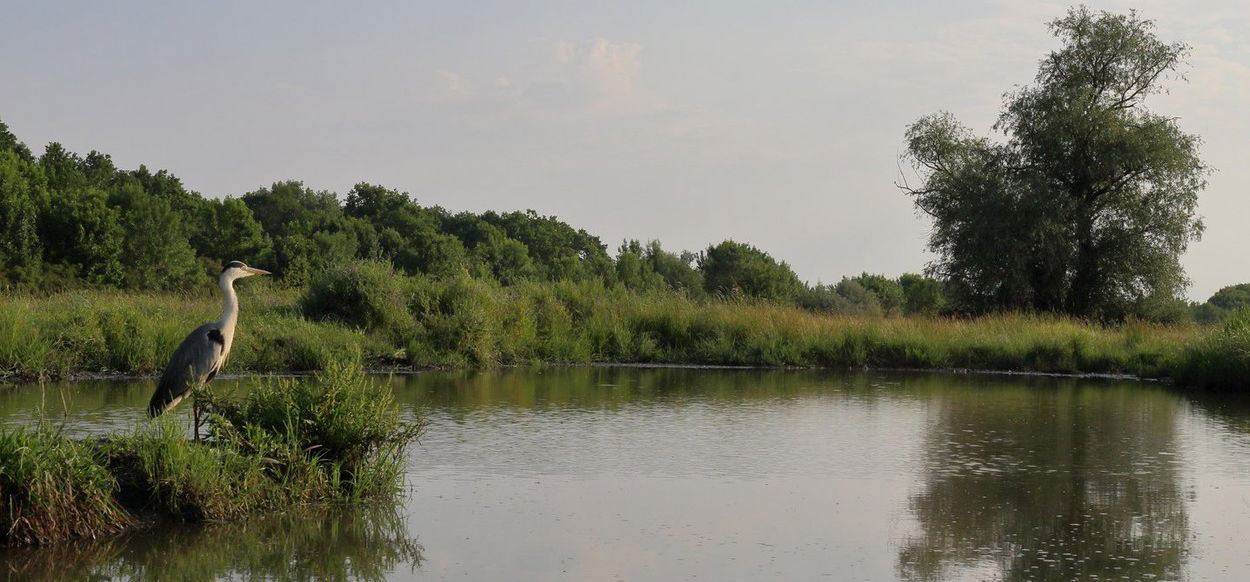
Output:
[
  {"xmin": 0, "ymin": 90, "xmax": 1247, "ymax": 389},
  {"xmin": 0, "ymin": 360, "xmax": 423, "ymax": 546},
  {"xmin": 0, "ymin": 262, "xmax": 1245, "ymax": 389}
]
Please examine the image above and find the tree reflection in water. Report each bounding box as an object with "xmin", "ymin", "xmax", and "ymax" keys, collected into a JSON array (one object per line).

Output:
[
  {"xmin": 897, "ymin": 379, "xmax": 1188, "ymax": 581},
  {"xmin": 0, "ymin": 504, "xmax": 422, "ymax": 581}
]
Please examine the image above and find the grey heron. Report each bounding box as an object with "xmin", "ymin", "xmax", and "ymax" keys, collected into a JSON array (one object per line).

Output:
[{"xmin": 148, "ymin": 260, "xmax": 271, "ymax": 422}]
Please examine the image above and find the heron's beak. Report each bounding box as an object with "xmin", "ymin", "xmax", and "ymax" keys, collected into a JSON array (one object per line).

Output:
[{"xmin": 244, "ymin": 267, "xmax": 272, "ymax": 276}]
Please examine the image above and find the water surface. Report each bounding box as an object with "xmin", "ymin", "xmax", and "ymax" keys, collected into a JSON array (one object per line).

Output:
[{"xmin": 3, "ymin": 368, "xmax": 1250, "ymax": 581}]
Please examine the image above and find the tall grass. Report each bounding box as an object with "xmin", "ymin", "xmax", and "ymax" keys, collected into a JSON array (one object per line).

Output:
[
  {"xmin": 0, "ymin": 288, "xmax": 381, "ymax": 380},
  {"xmin": 1172, "ymin": 309, "xmax": 1250, "ymax": 390},
  {"xmin": 202, "ymin": 358, "xmax": 424, "ymax": 500},
  {"xmin": 100, "ymin": 419, "xmax": 279, "ymax": 522},
  {"xmin": 0, "ymin": 265, "xmax": 1240, "ymax": 387},
  {"xmin": 366, "ymin": 272, "xmax": 1195, "ymax": 378}
]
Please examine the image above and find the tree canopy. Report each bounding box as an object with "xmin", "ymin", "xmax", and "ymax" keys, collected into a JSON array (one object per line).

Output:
[
  {"xmin": 1193, "ymin": 284, "xmax": 1250, "ymax": 325},
  {"xmin": 901, "ymin": 7, "xmax": 1206, "ymax": 321},
  {"xmin": 0, "ymin": 120, "xmax": 800, "ymax": 301},
  {"xmin": 699, "ymin": 240, "xmax": 803, "ymax": 302}
]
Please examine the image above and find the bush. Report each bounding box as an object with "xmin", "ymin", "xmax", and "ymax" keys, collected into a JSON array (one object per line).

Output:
[{"xmin": 301, "ymin": 260, "xmax": 414, "ymax": 340}]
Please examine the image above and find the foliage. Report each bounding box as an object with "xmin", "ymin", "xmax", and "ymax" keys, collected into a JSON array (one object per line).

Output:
[
  {"xmin": 301, "ymin": 260, "xmax": 415, "ymax": 340},
  {"xmin": 614, "ymin": 239, "xmax": 702, "ymax": 294},
  {"xmin": 0, "ymin": 116, "xmax": 964, "ymax": 326},
  {"xmin": 833, "ymin": 279, "xmax": 884, "ymax": 316},
  {"xmin": 795, "ymin": 273, "xmax": 946, "ymax": 317},
  {"xmin": 0, "ymin": 120, "xmax": 674, "ymax": 293},
  {"xmin": 699, "ymin": 240, "xmax": 802, "ymax": 302},
  {"xmin": 109, "ymin": 180, "xmax": 202, "ymax": 290},
  {"xmin": 849, "ymin": 273, "xmax": 905, "ymax": 315},
  {"xmin": 193, "ymin": 197, "xmax": 270, "ymax": 268},
  {"xmin": 345, "ymin": 182, "xmax": 467, "ymax": 277},
  {"xmin": 1192, "ymin": 284, "xmax": 1250, "ymax": 325},
  {"xmin": 901, "ymin": 7, "xmax": 1206, "ymax": 321},
  {"xmin": 478, "ymin": 209, "xmax": 614, "ymax": 282},
  {"xmin": 899, "ymin": 273, "xmax": 946, "ymax": 316},
  {"xmin": 0, "ymin": 144, "xmax": 44, "ymax": 287}
]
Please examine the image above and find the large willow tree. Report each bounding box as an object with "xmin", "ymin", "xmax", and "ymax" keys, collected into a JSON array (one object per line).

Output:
[{"xmin": 902, "ymin": 7, "xmax": 1206, "ymax": 320}]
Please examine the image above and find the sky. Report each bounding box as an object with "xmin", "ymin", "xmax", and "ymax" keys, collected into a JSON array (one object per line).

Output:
[{"xmin": 1, "ymin": 1, "xmax": 1246, "ymax": 300}]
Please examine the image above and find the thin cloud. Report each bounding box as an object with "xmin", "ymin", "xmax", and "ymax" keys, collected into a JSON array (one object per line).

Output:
[{"xmin": 431, "ymin": 69, "xmax": 471, "ymax": 101}]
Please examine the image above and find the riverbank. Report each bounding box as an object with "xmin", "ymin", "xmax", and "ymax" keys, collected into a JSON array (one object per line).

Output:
[
  {"xmin": 0, "ymin": 272, "xmax": 1245, "ymax": 389},
  {"xmin": 0, "ymin": 361, "xmax": 422, "ymax": 546}
]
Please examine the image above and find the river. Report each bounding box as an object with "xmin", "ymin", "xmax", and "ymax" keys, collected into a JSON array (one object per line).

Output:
[{"xmin": 2, "ymin": 367, "xmax": 1249, "ymax": 581}]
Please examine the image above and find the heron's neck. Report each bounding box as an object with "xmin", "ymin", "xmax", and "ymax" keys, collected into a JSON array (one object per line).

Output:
[{"xmin": 217, "ymin": 274, "xmax": 239, "ymax": 338}]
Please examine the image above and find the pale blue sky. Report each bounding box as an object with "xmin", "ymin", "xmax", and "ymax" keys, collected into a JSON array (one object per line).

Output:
[{"xmin": 2, "ymin": 1, "xmax": 1246, "ymax": 299}]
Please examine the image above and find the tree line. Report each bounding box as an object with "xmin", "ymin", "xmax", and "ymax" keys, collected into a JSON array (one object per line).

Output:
[
  {"xmin": 0, "ymin": 119, "xmax": 948, "ymax": 315},
  {"xmin": 1, "ymin": 114, "xmax": 1243, "ymax": 322}
]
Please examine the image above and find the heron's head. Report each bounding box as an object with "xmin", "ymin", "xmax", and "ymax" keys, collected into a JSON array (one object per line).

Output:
[{"xmin": 221, "ymin": 260, "xmax": 271, "ymax": 281}]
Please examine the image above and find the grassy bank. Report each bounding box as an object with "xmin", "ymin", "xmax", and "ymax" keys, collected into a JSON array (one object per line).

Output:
[
  {"xmin": 0, "ymin": 263, "xmax": 1246, "ymax": 388},
  {"xmin": 0, "ymin": 361, "xmax": 423, "ymax": 546},
  {"xmin": 0, "ymin": 288, "xmax": 380, "ymax": 379}
]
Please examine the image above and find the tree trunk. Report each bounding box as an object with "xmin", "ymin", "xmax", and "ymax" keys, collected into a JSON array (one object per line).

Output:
[{"xmin": 1067, "ymin": 211, "xmax": 1098, "ymax": 318}]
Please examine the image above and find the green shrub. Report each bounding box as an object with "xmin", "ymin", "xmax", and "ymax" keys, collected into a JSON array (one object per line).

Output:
[{"xmin": 301, "ymin": 261, "xmax": 414, "ymax": 340}]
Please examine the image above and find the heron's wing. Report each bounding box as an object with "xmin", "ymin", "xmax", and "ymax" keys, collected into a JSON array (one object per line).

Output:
[{"xmin": 148, "ymin": 323, "xmax": 225, "ymax": 417}]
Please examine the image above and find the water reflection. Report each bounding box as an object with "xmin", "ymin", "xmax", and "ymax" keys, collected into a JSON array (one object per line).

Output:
[
  {"xmin": 897, "ymin": 379, "xmax": 1188, "ymax": 581},
  {"xmin": 400, "ymin": 366, "xmax": 887, "ymax": 410},
  {"xmin": 0, "ymin": 376, "xmax": 246, "ymax": 437},
  {"xmin": 0, "ymin": 504, "xmax": 422, "ymax": 582}
]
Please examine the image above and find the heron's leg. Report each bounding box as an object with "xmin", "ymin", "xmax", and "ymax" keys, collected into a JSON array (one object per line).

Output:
[{"xmin": 193, "ymin": 398, "xmax": 201, "ymax": 442}]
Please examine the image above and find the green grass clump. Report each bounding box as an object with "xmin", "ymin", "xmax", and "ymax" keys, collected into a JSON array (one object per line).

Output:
[
  {"xmin": 0, "ymin": 427, "xmax": 131, "ymax": 545},
  {"xmin": 203, "ymin": 358, "xmax": 424, "ymax": 500},
  {"xmin": 100, "ymin": 422, "xmax": 278, "ymax": 522},
  {"xmin": 1, "ymin": 360, "xmax": 423, "ymax": 547}
]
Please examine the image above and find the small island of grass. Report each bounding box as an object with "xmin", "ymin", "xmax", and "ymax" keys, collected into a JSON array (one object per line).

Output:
[{"xmin": 0, "ymin": 360, "xmax": 422, "ymax": 546}]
